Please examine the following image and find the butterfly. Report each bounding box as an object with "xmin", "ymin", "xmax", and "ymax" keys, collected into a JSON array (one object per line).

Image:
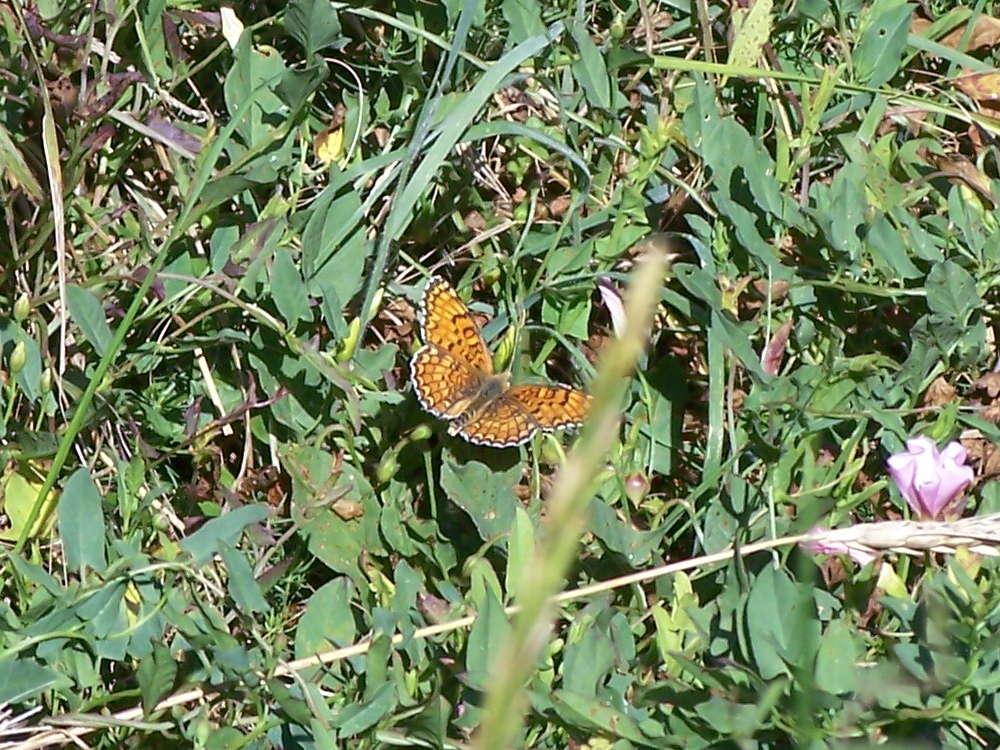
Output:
[{"xmin": 410, "ymin": 277, "xmax": 591, "ymax": 447}]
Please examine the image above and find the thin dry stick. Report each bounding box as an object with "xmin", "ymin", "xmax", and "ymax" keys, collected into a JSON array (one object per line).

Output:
[{"xmin": 15, "ymin": 513, "xmax": 1000, "ymax": 748}]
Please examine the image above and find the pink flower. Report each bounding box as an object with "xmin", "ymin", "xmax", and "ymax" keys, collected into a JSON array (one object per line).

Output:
[
  {"xmin": 597, "ymin": 277, "xmax": 626, "ymax": 338},
  {"xmin": 886, "ymin": 437, "xmax": 974, "ymax": 520},
  {"xmin": 800, "ymin": 527, "xmax": 876, "ymax": 566}
]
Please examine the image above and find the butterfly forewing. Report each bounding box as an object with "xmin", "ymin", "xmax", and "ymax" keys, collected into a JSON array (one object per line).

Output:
[{"xmin": 420, "ymin": 278, "xmax": 492, "ymax": 372}]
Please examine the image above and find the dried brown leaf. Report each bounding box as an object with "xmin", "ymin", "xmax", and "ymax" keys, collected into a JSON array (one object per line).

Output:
[{"xmin": 924, "ymin": 376, "xmax": 957, "ymax": 406}]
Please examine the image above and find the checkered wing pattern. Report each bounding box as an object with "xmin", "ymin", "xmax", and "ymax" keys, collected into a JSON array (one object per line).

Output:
[
  {"xmin": 506, "ymin": 384, "xmax": 591, "ymax": 431},
  {"xmin": 419, "ymin": 277, "xmax": 492, "ymax": 372},
  {"xmin": 410, "ymin": 344, "xmax": 477, "ymax": 418}
]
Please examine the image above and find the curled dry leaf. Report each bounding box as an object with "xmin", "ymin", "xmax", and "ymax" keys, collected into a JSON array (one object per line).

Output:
[
  {"xmin": 912, "ymin": 15, "xmax": 1000, "ymax": 52},
  {"xmin": 925, "ymin": 151, "xmax": 996, "ymax": 206},
  {"xmin": 954, "ymin": 70, "xmax": 1000, "ymax": 103},
  {"xmin": 924, "ymin": 376, "xmax": 957, "ymax": 407},
  {"xmin": 762, "ymin": 318, "xmax": 794, "ymax": 376},
  {"xmin": 975, "ymin": 371, "xmax": 1000, "ymax": 398}
]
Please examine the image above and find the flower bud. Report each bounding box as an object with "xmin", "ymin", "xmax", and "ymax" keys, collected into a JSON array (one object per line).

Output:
[
  {"xmin": 39, "ymin": 367, "xmax": 52, "ymax": 394},
  {"xmin": 624, "ymin": 472, "xmax": 650, "ymax": 505},
  {"xmin": 9, "ymin": 341, "xmax": 26, "ymax": 375},
  {"xmin": 410, "ymin": 424, "xmax": 433, "ymax": 442},
  {"xmin": 13, "ymin": 293, "xmax": 30, "ymax": 322},
  {"xmin": 375, "ymin": 452, "xmax": 399, "ymax": 484},
  {"xmin": 610, "ymin": 13, "xmax": 626, "ymax": 39}
]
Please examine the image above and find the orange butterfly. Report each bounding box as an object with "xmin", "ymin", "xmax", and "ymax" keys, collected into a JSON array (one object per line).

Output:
[{"xmin": 410, "ymin": 278, "xmax": 591, "ymax": 447}]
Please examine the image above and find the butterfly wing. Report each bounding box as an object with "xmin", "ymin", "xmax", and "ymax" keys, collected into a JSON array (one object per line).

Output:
[
  {"xmin": 457, "ymin": 393, "xmax": 540, "ymax": 447},
  {"xmin": 410, "ymin": 344, "xmax": 480, "ymax": 418},
  {"xmin": 419, "ymin": 277, "xmax": 492, "ymax": 373},
  {"xmin": 506, "ymin": 384, "xmax": 591, "ymax": 432}
]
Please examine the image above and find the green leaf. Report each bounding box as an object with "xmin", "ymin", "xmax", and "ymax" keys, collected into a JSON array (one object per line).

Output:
[
  {"xmin": 220, "ymin": 543, "xmax": 270, "ymax": 614},
  {"xmin": 179, "ymin": 505, "xmax": 268, "ymax": 565},
  {"xmin": 336, "ymin": 682, "xmax": 396, "ymax": 737},
  {"xmin": 745, "ymin": 565, "xmax": 820, "ymax": 679},
  {"xmin": 137, "ymin": 645, "xmax": 178, "ymax": 715},
  {"xmin": 66, "ymin": 284, "xmax": 112, "ymax": 357},
  {"xmin": 569, "ymin": 21, "xmax": 611, "ymax": 109},
  {"xmin": 466, "ymin": 587, "xmax": 510, "ymax": 687},
  {"xmin": 271, "ymin": 247, "xmax": 310, "ymax": 328},
  {"xmin": 0, "ymin": 124, "xmax": 43, "ymax": 201},
  {"xmin": 815, "ymin": 620, "xmax": 860, "ymax": 694},
  {"xmin": 440, "ymin": 455, "xmax": 521, "ymax": 542},
  {"xmin": 926, "ymin": 260, "xmax": 979, "ymax": 322},
  {"xmin": 0, "ymin": 659, "xmax": 68, "ymax": 704},
  {"xmin": 294, "ymin": 578, "xmax": 357, "ymax": 676},
  {"xmin": 505, "ymin": 505, "xmax": 535, "ymax": 601},
  {"xmin": 284, "ymin": 0, "xmax": 344, "ymax": 58},
  {"xmin": 0, "ymin": 470, "xmax": 56, "ymax": 541},
  {"xmin": 853, "ymin": 0, "xmax": 912, "ymax": 87},
  {"xmin": 562, "ymin": 614, "xmax": 615, "ymax": 697},
  {"xmin": 502, "ymin": 0, "xmax": 545, "ymax": 44},
  {"xmin": 58, "ymin": 467, "xmax": 107, "ymax": 574},
  {"xmin": 223, "ymin": 36, "xmax": 290, "ymax": 147}
]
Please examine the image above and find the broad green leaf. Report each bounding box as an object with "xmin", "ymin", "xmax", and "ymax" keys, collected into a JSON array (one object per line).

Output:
[
  {"xmin": 562, "ymin": 614, "xmax": 615, "ymax": 697},
  {"xmin": 502, "ymin": 0, "xmax": 545, "ymax": 44},
  {"xmin": 223, "ymin": 35, "xmax": 289, "ymax": 146},
  {"xmin": 853, "ymin": 0, "xmax": 912, "ymax": 87},
  {"xmin": 440, "ymin": 455, "xmax": 521, "ymax": 542},
  {"xmin": 335, "ymin": 682, "xmax": 396, "ymax": 737},
  {"xmin": 550, "ymin": 690, "xmax": 657, "ymax": 746},
  {"xmin": 0, "ymin": 659, "xmax": 68, "ymax": 704},
  {"xmin": 0, "ymin": 124, "xmax": 43, "ymax": 201},
  {"xmin": 66, "ymin": 284, "xmax": 112, "ymax": 357},
  {"xmin": 466, "ymin": 587, "xmax": 509, "ymax": 687},
  {"xmin": 505, "ymin": 505, "xmax": 535, "ymax": 601},
  {"xmin": 815, "ymin": 620, "xmax": 861, "ymax": 694},
  {"xmin": 179, "ymin": 505, "xmax": 268, "ymax": 565},
  {"xmin": 284, "ymin": 0, "xmax": 344, "ymax": 58},
  {"xmin": 220, "ymin": 543, "xmax": 270, "ymax": 614},
  {"xmin": 137, "ymin": 645, "xmax": 178, "ymax": 715},
  {"xmin": 745, "ymin": 565, "xmax": 820, "ymax": 679},
  {"xmin": 0, "ymin": 470, "xmax": 56, "ymax": 541},
  {"xmin": 569, "ymin": 21, "xmax": 611, "ymax": 109},
  {"xmin": 727, "ymin": 0, "xmax": 773, "ymax": 71},
  {"xmin": 926, "ymin": 260, "xmax": 979, "ymax": 322},
  {"xmin": 270, "ymin": 247, "xmax": 310, "ymax": 328},
  {"xmin": 294, "ymin": 578, "xmax": 357, "ymax": 675},
  {"xmin": 58, "ymin": 467, "xmax": 107, "ymax": 574}
]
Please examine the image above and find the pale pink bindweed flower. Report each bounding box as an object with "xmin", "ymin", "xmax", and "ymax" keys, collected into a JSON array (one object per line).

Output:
[
  {"xmin": 596, "ymin": 277, "xmax": 626, "ymax": 338},
  {"xmin": 800, "ymin": 529, "xmax": 877, "ymax": 566},
  {"xmin": 886, "ymin": 436, "xmax": 974, "ymax": 520}
]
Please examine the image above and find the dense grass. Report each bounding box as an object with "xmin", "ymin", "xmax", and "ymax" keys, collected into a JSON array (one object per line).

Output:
[{"xmin": 2, "ymin": 0, "xmax": 1000, "ymax": 747}]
